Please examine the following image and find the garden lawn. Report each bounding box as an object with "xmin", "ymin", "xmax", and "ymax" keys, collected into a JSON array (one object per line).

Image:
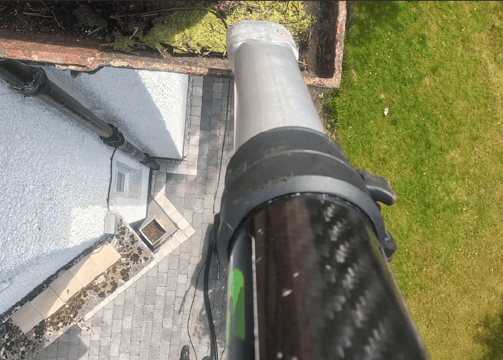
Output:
[{"xmin": 325, "ymin": 2, "xmax": 503, "ymax": 359}]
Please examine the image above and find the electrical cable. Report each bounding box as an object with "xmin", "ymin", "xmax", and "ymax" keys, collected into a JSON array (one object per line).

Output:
[
  {"xmin": 220, "ymin": 342, "xmax": 226, "ymax": 360},
  {"xmin": 204, "ymin": 238, "xmax": 218, "ymax": 360},
  {"xmin": 208, "ymin": 78, "xmax": 232, "ymax": 360},
  {"xmin": 106, "ymin": 146, "xmax": 119, "ymax": 211},
  {"xmin": 213, "ymin": 81, "xmax": 231, "ymax": 215},
  {"xmin": 187, "ymin": 258, "xmax": 208, "ymax": 360},
  {"xmin": 186, "ymin": 78, "xmax": 232, "ymax": 360},
  {"xmin": 104, "ymin": 123, "xmax": 125, "ymax": 211}
]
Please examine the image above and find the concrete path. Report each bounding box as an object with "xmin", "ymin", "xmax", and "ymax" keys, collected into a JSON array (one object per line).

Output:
[{"xmin": 33, "ymin": 75, "xmax": 234, "ymax": 360}]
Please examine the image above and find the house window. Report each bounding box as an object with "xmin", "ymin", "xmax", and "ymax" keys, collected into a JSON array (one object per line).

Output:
[
  {"xmin": 114, "ymin": 161, "xmax": 141, "ymax": 198},
  {"xmin": 116, "ymin": 170, "xmax": 127, "ymax": 193}
]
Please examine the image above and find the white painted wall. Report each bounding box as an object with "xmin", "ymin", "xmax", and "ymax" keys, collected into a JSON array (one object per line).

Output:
[
  {"xmin": 0, "ymin": 70, "xmax": 150, "ymax": 314},
  {"xmin": 109, "ymin": 152, "xmax": 150, "ymax": 225},
  {"xmin": 44, "ymin": 66, "xmax": 188, "ymax": 159}
]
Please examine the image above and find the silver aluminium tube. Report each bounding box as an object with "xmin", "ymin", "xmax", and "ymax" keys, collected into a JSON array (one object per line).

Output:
[{"xmin": 227, "ymin": 20, "xmax": 326, "ymax": 150}]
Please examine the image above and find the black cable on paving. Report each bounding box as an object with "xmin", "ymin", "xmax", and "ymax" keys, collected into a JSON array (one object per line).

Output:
[
  {"xmin": 186, "ymin": 78, "xmax": 232, "ymax": 360},
  {"xmin": 207, "ymin": 78, "xmax": 232, "ymax": 360},
  {"xmin": 187, "ymin": 258, "xmax": 207, "ymax": 360},
  {"xmin": 204, "ymin": 236, "xmax": 218, "ymax": 360}
]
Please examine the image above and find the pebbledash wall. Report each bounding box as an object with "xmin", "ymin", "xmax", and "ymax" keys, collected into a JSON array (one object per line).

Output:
[{"xmin": 0, "ymin": 67, "xmax": 188, "ymax": 314}]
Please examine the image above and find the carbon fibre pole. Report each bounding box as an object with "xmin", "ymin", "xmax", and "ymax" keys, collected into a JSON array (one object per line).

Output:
[{"xmin": 216, "ymin": 21, "xmax": 430, "ymax": 360}]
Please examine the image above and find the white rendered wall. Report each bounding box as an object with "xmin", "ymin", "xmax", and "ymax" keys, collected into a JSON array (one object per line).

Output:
[
  {"xmin": 43, "ymin": 66, "xmax": 188, "ymax": 159},
  {"xmin": 109, "ymin": 151, "xmax": 150, "ymax": 225},
  {"xmin": 0, "ymin": 73, "xmax": 149, "ymax": 314}
]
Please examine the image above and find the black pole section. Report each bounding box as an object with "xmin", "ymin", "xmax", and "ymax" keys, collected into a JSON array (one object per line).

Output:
[
  {"xmin": 226, "ymin": 193, "xmax": 430, "ymax": 360},
  {"xmin": 217, "ymin": 126, "xmax": 398, "ymax": 268},
  {"xmin": 203, "ymin": 215, "xmax": 221, "ymax": 360},
  {"xmin": 225, "ymin": 224, "xmax": 255, "ymax": 360},
  {"xmin": 0, "ymin": 59, "xmax": 160, "ymax": 170}
]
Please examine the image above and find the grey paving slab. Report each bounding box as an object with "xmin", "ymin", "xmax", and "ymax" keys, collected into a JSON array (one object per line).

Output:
[
  {"xmin": 210, "ymin": 113, "xmax": 220, "ymax": 129},
  {"xmin": 203, "ymin": 76, "xmax": 213, "ymax": 87},
  {"xmin": 211, "ymin": 100, "xmax": 222, "ymax": 114},
  {"xmin": 193, "ymin": 85, "xmax": 203, "ymax": 96},
  {"xmin": 201, "ymin": 101, "xmax": 212, "ymax": 116},
  {"xmin": 191, "ymin": 116, "xmax": 200, "ymax": 127},
  {"xmin": 194, "ymin": 76, "xmax": 204, "ymax": 87},
  {"xmin": 43, "ymin": 75, "xmax": 232, "ymax": 360},
  {"xmin": 222, "ymin": 82, "xmax": 230, "ymax": 97},
  {"xmin": 191, "ymin": 106, "xmax": 202, "ymax": 117}
]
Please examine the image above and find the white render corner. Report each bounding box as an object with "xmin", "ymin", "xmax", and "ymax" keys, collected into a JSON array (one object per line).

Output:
[
  {"xmin": 109, "ymin": 151, "xmax": 150, "ymax": 224},
  {"xmin": 0, "ymin": 76, "xmax": 110, "ymax": 314},
  {"xmin": 0, "ymin": 64, "xmax": 188, "ymax": 314}
]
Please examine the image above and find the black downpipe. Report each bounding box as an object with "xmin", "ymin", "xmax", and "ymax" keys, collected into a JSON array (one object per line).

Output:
[
  {"xmin": 0, "ymin": 59, "xmax": 36, "ymax": 88},
  {"xmin": 0, "ymin": 59, "xmax": 160, "ymax": 170}
]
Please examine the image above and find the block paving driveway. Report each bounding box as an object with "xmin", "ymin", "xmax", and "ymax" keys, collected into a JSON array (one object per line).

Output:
[{"xmin": 34, "ymin": 75, "xmax": 234, "ymax": 360}]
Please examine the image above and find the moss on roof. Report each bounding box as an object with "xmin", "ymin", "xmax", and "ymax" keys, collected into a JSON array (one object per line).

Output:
[{"xmin": 111, "ymin": 1, "xmax": 313, "ymax": 55}]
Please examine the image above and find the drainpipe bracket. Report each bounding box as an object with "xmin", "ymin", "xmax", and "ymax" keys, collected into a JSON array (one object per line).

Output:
[
  {"xmin": 140, "ymin": 153, "xmax": 160, "ymax": 171},
  {"xmin": 100, "ymin": 123, "xmax": 125, "ymax": 148}
]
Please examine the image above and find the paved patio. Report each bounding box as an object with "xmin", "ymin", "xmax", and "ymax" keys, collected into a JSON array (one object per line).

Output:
[{"xmin": 33, "ymin": 75, "xmax": 234, "ymax": 360}]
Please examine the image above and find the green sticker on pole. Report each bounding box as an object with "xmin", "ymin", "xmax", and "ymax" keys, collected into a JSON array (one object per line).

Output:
[{"xmin": 226, "ymin": 268, "xmax": 245, "ymax": 345}]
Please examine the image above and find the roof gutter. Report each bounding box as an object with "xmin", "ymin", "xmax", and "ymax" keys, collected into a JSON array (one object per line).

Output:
[{"xmin": 0, "ymin": 2, "xmax": 346, "ymax": 88}]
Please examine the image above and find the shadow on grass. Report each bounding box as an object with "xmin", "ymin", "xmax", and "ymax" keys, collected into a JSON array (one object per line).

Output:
[
  {"xmin": 346, "ymin": 1, "xmax": 403, "ymax": 38},
  {"xmin": 323, "ymin": 1, "xmax": 406, "ymax": 140},
  {"xmin": 473, "ymin": 294, "xmax": 503, "ymax": 360}
]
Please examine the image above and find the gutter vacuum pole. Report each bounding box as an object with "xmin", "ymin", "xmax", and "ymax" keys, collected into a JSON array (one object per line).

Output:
[
  {"xmin": 215, "ymin": 21, "xmax": 430, "ymax": 360},
  {"xmin": 0, "ymin": 59, "xmax": 160, "ymax": 170},
  {"xmin": 227, "ymin": 21, "xmax": 325, "ymax": 148}
]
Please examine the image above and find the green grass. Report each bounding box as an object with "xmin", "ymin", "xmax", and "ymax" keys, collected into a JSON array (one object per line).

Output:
[{"xmin": 324, "ymin": 2, "xmax": 503, "ymax": 359}]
